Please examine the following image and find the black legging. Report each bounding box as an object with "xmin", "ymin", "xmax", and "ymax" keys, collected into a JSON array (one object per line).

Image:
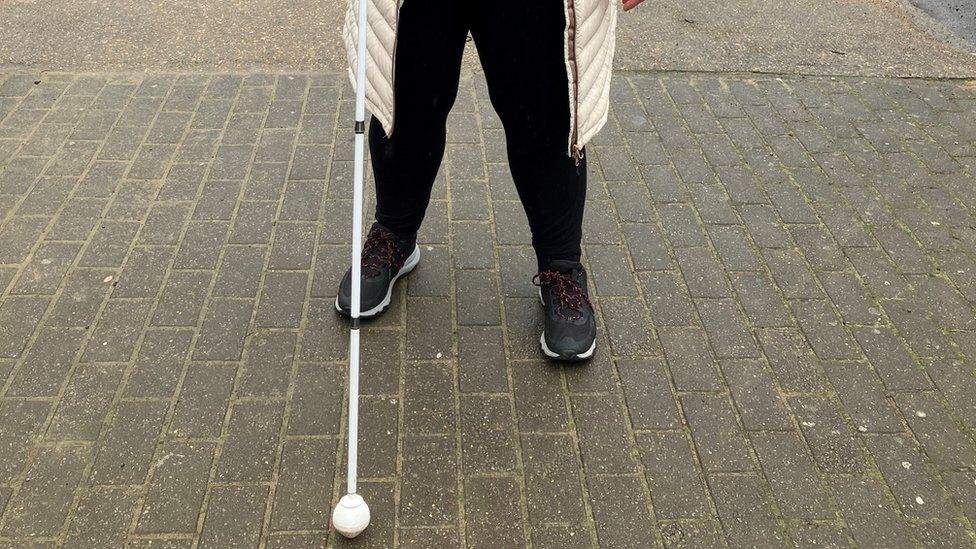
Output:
[{"xmin": 369, "ymin": 0, "xmax": 587, "ymax": 271}]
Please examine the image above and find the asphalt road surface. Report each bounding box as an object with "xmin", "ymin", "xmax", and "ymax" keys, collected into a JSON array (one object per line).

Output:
[
  {"xmin": 910, "ymin": 0, "xmax": 976, "ymax": 43},
  {"xmin": 1, "ymin": 0, "xmax": 975, "ymax": 76}
]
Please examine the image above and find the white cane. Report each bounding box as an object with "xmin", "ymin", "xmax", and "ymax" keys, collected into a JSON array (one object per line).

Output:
[{"xmin": 330, "ymin": 0, "xmax": 371, "ymax": 538}]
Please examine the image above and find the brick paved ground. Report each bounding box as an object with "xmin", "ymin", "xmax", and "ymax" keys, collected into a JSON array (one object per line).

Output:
[{"xmin": 0, "ymin": 70, "xmax": 974, "ymax": 548}]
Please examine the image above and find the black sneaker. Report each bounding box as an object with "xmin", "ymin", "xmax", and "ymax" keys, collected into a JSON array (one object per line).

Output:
[
  {"xmin": 533, "ymin": 260, "xmax": 597, "ymax": 362},
  {"xmin": 335, "ymin": 223, "xmax": 420, "ymax": 318}
]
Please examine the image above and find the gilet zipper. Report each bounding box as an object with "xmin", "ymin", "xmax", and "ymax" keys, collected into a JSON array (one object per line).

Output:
[{"xmin": 566, "ymin": 0, "xmax": 583, "ymax": 166}]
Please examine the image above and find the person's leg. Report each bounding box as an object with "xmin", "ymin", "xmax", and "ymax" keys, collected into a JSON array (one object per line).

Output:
[
  {"xmin": 471, "ymin": 0, "xmax": 595, "ymax": 361},
  {"xmin": 337, "ymin": 0, "xmax": 469, "ymax": 319},
  {"xmin": 370, "ymin": 0, "xmax": 470, "ymax": 244},
  {"xmin": 469, "ymin": 0, "xmax": 586, "ymax": 271}
]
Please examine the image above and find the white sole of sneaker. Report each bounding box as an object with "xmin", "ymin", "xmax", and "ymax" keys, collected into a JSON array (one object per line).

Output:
[
  {"xmin": 537, "ymin": 288, "xmax": 596, "ymax": 362},
  {"xmin": 540, "ymin": 331, "xmax": 596, "ymax": 361},
  {"xmin": 335, "ymin": 245, "xmax": 421, "ymax": 319}
]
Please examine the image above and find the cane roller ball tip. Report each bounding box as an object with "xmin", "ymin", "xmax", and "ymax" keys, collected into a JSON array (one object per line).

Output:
[{"xmin": 332, "ymin": 494, "xmax": 371, "ymax": 538}]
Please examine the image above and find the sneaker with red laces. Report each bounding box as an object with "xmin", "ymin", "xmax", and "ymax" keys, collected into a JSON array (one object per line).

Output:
[
  {"xmin": 533, "ymin": 260, "xmax": 597, "ymax": 362},
  {"xmin": 335, "ymin": 222, "xmax": 420, "ymax": 319}
]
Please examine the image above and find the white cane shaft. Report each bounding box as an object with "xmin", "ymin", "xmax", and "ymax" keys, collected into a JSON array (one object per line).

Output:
[
  {"xmin": 349, "ymin": 132, "xmax": 365, "ymax": 319},
  {"xmin": 346, "ymin": 328, "xmax": 361, "ymax": 494},
  {"xmin": 345, "ymin": 0, "xmax": 369, "ymax": 499}
]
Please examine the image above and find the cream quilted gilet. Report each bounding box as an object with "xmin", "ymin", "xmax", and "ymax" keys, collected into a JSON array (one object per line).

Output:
[{"xmin": 343, "ymin": 0, "xmax": 617, "ymax": 158}]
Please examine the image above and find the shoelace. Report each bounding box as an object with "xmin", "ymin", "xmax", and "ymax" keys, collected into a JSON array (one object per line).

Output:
[
  {"xmin": 533, "ymin": 269, "xmax": 592, "ymax": 320},
  {"xmin": 361, "ymin": 227, "xmax": 403, "ymax": 278}
]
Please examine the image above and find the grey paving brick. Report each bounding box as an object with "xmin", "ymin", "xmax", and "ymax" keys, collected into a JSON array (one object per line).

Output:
[
  {"xmin": 210, "ymin": 144, "xmax": 253, "ymax": 180},
  {"xmin": 288, "ymin": 363, "xmax": 342, "ymax": 436},
  {"xmin": 91, "ymin": 400, "xmax": 168, "ymax": 484},
  {"xmin": 640, "ymin": 271, "xmax": 697, "ymax": 327},
  {"xmin": 943, "ymin": 471, "xmax": 976, "ymax": 526},
  {"xmin": 16, "ymin": 176, "xmax": 74, "ymax": 215},
  {"xmin": 641, "ymin": 164, "xmax": 689, "ymax": 204},
  {"xmin": 0, "ymin": 216, "xmax": 48, "ymax": 264},
  {"xmin": 237, "ymin": 330, "xmax": 295, "ymax": 397},
  {"xmin": 823, "ymin": 361, "xmax": 903, "ymax": 433},
  {"xmin": 242, "ymin": 164, "xmax": 287, "ymax": 202},
  {"xmin": 125, "ymin": 329, "xmax": 193, "ymax": 398},
  {"xmin": 1, "ymin": 445, "xmax": 89, "ymax": 537},
  {"xmin": 751, "ymin": 431, "xmax": 833, "ymax": 519},
  {"xmin": 677, "ymin": 247, "xmax": 731, "ymax": 298},
  {"xmin": 463, "ymin": 476, "xmax": 525, "ymax": 549},
  {"xmin": 882, "ymin": 299, "xmax": 952, "ymax": 359},
  {"xmin": 0, "ymin": 400, "xmax": 50, "ymax": 484},
  {"xmin": 587, "ymin": 246, "xmax": 638, "ymax": 297},
  {"xmin": 721, "ymin": 359, "xmax": 793, "ymax": 431},
  {"xmin": 460, "ymin": 395, "xmax": 516, "ymax": 473},
  {"xmin": 864, "ymin": 434, "xmax": 956, "ymax": 520},
  {"xmin": 400, "ymin": 528, "xmax": 461, "ymax": 549},
  {"xmin": 46, "ymin": 197, "xmax": 107, "ymax": 240},
  {"xmin": 658, "ymin": 326, "xmax": 724, "ymax": 391},
  {"xmin": 617, "ymin": 359, "xmax": 680, "ymax": 430},
  {"xmin": 359, "ymin": 396, "xmax": 398, "ymax": 478},
  {"xmin": 601, "ymin": 297, "xmax": 660, "ymax": 357},
  {"xmin": 588, "ymin": 475, "xmax": 655, "ymax": 549},
  {"xmin": 8, "ymin": 327, "xmax": 85, "ymax": 397},
  {"xmin": 738, "ymin": 204, "xmax": 791, "ymax": 248},
  {"xmin": 47, "ymin": 364, "xmax": 123, "ymax": 441},
  {"xmin": 254, "ymin": 271, "xmax": 306, "ymax": 328},
  {"xmin": 279, "ymin": 180, "xmax": 326, "ymax": 221},
  {"xmin": 926, "ymin": 358, "xmax": 976, "ymax": 429},
  {"xmin": 658, "ymin": 203, "xmax": 707, "ymax": 247},
  {"xmin": 406, "ymin": 297, "xmax": 452, "ymax": 360},
  {"xmin": 520, "ymin": 433, "xmax": 586, "ymax": 525},
  {"xmin": 199, "ymin": 485, "xmax": 268, "ymax": 548},
  {"xmin": 400, "ymin": 434, "xmax": 458, "ymax": 527},
  {"xmin": 456, "ymin": 269, "xmax": 500, "ymax": 326},
  {"xmin": 152, "ymin": 270, "xmax": 212, "ymax": 326},
  {"xmin": 637, "ymin": 432, "xmax": 711, "ymax": 519},
  {"xmin": 580, "ymin": 199, "xmax": 620, "ymax": 245},
  {"xmin": 763, "ymin": 248, "xmax": 823, "ymax": 299},
  {"xmin": 457, "ymin": 325, "xmax": 507, "ymax": 393},
  {"xmin": 757, "ymin": 328, "xmax": 828, "ymax": 393},
  {"xmin": 818, "ymin": 271, "xmax": 882, "ymax": 325},
  {"xmin": 660, "ymin": 520, "xmax": 728, "ymax": 549},
  {"xmin": 791, "ymin": 299, "xmax": 859, "ymax": 360},
  {"xmin": 707, "ymin": 225, "xmax": 762, "ymax": 272},
  {"xmin": 169, "ymin": 364, "xmax": 236, "ymax": 438},
  {"xmin": 136, "ymin": 441, "xmax": 215, "ymax": 533},
  {"xmin": 852, "ymin": 326, "xmax": 932, "ymax": 391},
  {"xmin": 357, "ymin": 328, "xmax": 401, "ymax": 396},
  {"xmin": 681, "ymin": 393, "xmax": 753, "ymax": 472},
  {"xmin": 113, "ymin": 247, "xmax": 175, "ymax": 298},
  {"xmin": 216, "ymin": 400, "xmax": 284, "ymax": 481},
  {"xmin": 82, "ymin": 298, "xmax": 152, "ymax": 362},
  {"xmin": 79, "ymin": 220, "xmax": 140, "ymax": 267},
  {"xmin": 298, "ymin": 299, "xmax": 347, "ymax": 361},
  {"xmin": 791, "ymin": 395, "xmax": 863, "ymax": 473},
  {"xmin": 696, "ymin": 298, "xmax": 758, "ymax": 358},
  {"xmin": 709, "ymin": 474, "xmax": 789, "ymax": 548},
  {"xmin": 193, "ymin": 298, "xmax": 254, "ymax": 360},
  {"xmin": 830, "ymin": 474, "xmax": 916, "ymax": 549},
  {"xmin": 173, "ymin": 221, "xmax": 229, "ymax": 270},
  {"xmin": 271, "ymin": 438, "xmax": 335, "ymax": 530},
  {"xmin": 896, "ymin": 392, "xmax": 976, "ymax": 469},
  {"xmin": 64, "ymin": 486, "xmax": 139, "ymax": 549},
  {"xmin": 622, "ymin": 223, "xmax": 671, "ymax": 271},
  {"xmin": 46, "ymin": 140, "xmax": 99, "ymax": 176},
  {"xmin": 404, "ymin": 362, "xmax": 456, "ymax": 435},
  {"xmin": 572, "ymin": 394, "xmax": 637, "ymax": 474},
  {"xmin": 729, "ymin": 271, "xmax": 792, "ymax": 327}
]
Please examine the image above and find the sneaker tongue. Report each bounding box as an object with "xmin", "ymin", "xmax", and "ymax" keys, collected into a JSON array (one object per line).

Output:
[{"xmin": 548, "ymin": 260, "xmax": 581, "ymax": 274}]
